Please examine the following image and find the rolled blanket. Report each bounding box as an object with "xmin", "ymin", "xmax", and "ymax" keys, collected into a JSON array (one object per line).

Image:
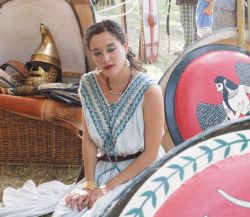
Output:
[
  {"xmin": 37, "ymin": 82, "xmax": 79, "ymax": 92},
  {"xmin": 37, "ymin": 82, "xmax": 81, "ymax": 106},
  {"xmin": 7, "ymin": 82, "xmax": 81, "ymax": 106}
]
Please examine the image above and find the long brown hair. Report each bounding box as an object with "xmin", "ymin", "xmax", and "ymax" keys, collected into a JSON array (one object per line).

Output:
[{"xmin": 85, "ymin": 20, "xmax": 146, "ymax": 72}]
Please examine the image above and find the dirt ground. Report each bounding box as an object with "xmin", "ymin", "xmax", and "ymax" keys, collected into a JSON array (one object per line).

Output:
[{"xmin": 0, "ymin": 1, "xmax": 186, "ymax": 215}]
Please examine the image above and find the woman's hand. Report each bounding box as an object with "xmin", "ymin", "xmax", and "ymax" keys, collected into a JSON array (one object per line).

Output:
[
  {"xmin": 87, "ymin": 185, "xmax": 111, "ymax": 209},
  {"xmin": 65, "ymin": 189, "xmax": 92, "ymax": 211}
]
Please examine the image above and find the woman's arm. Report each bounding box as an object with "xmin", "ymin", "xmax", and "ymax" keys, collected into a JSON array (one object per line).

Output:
[
  {"xmin": 82, "ymin": 114, "xmax": 98, "ymax": 182},
  {"xmin": 65, "ymin": 112, "xmax": 98, "ymax": 211},
  {"xmin": 105, "ymin": 84, "xmax": 165, "ymax": 189}
]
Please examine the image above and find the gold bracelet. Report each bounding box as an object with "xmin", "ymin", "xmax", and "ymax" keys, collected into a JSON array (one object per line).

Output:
[{"xmin": 82, "ymin": 180, "xmax": 98, "ymax": 191}]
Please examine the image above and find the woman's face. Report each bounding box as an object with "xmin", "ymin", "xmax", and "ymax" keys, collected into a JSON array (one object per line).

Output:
[{"xmin": 89, "ymin": 31, "xmax": 128, "ymax": 77}]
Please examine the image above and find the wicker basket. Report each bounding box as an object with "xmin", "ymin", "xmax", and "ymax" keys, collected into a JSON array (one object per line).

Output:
[{"xmin": 0, "ymin": 109, "xmax": 82, "ymax": 166}]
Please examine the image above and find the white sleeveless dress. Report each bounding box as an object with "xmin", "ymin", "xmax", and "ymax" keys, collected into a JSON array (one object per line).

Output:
[{"xmin": 52, "ymin": 71, "xmax": 165, "ymax": 217}]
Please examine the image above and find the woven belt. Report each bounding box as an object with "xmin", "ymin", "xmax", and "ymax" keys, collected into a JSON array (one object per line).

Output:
[{"xmin": 98, "ymin": 151, "xmax": 142, "ymax": 162}]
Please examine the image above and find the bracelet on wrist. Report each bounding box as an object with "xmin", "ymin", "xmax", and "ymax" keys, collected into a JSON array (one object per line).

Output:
[{"xmin": 82, "ymin": 180, "xmax": 98, "ymax": 191}]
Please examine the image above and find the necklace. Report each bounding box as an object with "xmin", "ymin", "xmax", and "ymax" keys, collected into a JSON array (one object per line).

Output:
[{"xmin": 107, "ymin": 74, "xmax": 133, "ymax": 95}]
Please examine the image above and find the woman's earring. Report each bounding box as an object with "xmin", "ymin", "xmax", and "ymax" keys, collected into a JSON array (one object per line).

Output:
[{"xmin": 125, "ymin": 59, "xmax": 130, "ymax": 67}]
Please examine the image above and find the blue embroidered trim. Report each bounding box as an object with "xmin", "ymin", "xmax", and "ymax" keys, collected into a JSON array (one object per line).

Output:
[
  {"xmin": 80, "ymin": 73, "xmax": 110, "ymax": 141},
  {"xmin": 111, "ymin": 74, "xmax": 154, "ymax": 145},
  {"xmin": 80, "ymin": 72, "xmax": 155, "ymax": 154}
]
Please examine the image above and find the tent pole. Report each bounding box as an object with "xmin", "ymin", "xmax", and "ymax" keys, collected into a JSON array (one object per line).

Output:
[
  {"xmin": 120, "ymin": 0, "xmax": 127, "ymax": 33},
  {"xmin": 248, "ymin": 0, "xmax": 250, "ymax": 31},
  {"xmin": 237, "ymin": 0, "xmax": 245, "ymax": 48}
]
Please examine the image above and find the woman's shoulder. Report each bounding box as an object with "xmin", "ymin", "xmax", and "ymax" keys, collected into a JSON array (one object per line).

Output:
[
  {"xmin": 144, "ymin": 82, "xmax": 162, "ymax": 98},
  {"xmin": 79, "ymin": 71, "xmax": 97, "ymax": 88},
  {"xmin": 134, "ymin": 71, "xmax": 156, "ymax": 83},
  {"xmin": 80, "ymin": 71, "xmax": 95, "ymax": 81},
  {"xmin": 142, "ymin": 80, "xmax": 164, "ymax": 115},
  {"xmin": 132, "ymin": 71, "xmax": 160, "ymax": 91},
  {"xmin": 140, "ymin": 75, "xmax": 162, "ymax": 106}
]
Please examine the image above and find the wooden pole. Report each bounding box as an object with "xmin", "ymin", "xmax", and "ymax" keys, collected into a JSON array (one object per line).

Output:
[
  {"xmin": 237, "ymin": 0, "xmax": 245, "ymax": 48},
  {"xmin": 120, "ymin": 0, "xmax": 127, "ymax": 33},
  {"xmin": 138, "ymin": 0, "xmax": 145, "ymax": 62},
  {"xmin": 72, "ymin": 0, "xmax": 96, "ymax": 71},
  {"xmin": 248, "ymin": 0, "xmax": 250, "ymax": 30},
  {"xmin": 72, "ymin": 0, "xmax": 95, "ymax": 34}
]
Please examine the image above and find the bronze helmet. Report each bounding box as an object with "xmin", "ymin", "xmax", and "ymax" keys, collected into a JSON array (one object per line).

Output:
[{"xmin": 25, "ymin": 23, "xmax": 62, "ymax": 86}]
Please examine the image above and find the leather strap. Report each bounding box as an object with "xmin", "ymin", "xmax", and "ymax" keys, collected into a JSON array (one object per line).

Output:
[
  {"xmin": 0, "ymin": 68, "xmax": 11, "ymax": 80},
  {"xmin": 98, "ymin": 151, "xmax": 142, "ymax": 162},
  {"xmin": 75, "ymin": 152, "xmax": 142, "ymax": 183},
  {"xmin": 0, "ymin": 87, "xmax": 8, "ymax": 94},
  {"xmin": 0, "ymin": 60, "xmax": 29, "ymax": 78},
  {"xmin": 0, "ymin": 68, "xmax": 13, "ymax": 87}
]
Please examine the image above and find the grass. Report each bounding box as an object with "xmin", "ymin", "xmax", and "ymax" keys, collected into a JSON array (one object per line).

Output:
[
  {"xmin": 0, "ymin": 164, "xmax": 79, "ymax": 199},
  {"xmin": 0, "ymin": 164, "xmax": 79, "ymax": 216},
  {"xmin": 0, "ymin": 163, "xmax": 80, "ymax": 189},
  {"xmin": 0, "ymin": 0, "xmax": 185, "ymax": 215}
]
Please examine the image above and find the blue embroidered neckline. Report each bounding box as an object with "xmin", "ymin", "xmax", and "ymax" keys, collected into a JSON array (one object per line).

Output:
[{"xmin": 80, "ymin": 72, "xmax": 155, "ymax": 154}]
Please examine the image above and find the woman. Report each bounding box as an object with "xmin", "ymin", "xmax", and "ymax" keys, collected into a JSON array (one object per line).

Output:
[
  {"xmin": 52, "ymin": 20, "xmax": 165, "ymax": 217},
  {"xmin": 214, "ymin": 76, "xmax": 250, "ymax": 120}
]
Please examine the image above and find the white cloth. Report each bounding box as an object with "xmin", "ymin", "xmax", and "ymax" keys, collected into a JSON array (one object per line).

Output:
[
  {"xmin": 0, "ymin": 180, "xmax": 72, "ymax": 217},
  {"xmin": 52, "ymin": 72, "xmax": 165, "ymax": 217},
  {"xmin": 197, "ymin": 26, "xmax": 212, "ymax": 38}
]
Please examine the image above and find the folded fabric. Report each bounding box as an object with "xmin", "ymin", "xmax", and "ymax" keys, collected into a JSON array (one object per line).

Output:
[
  {"xmin": 0, "ymin": 180, "xmax": 74, "ymax": 217},
  {"xmin": 40, "ymin": 89, "xmax": 81, "ymax": 106}
]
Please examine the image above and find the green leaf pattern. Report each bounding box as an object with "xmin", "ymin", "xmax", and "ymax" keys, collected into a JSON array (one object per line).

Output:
[
  {"xmin": 237, "ymin": 133, "xmax": 249, "ymax": 151},
  {"xmin": 141, "ymin": 191, "xmax": 157, "ymax": 208},
  {"xmin": 152, "ymin": 177, "xmax": 169, "ymax": 194},
  {"xmin": 168, "ymin": 164, "xmax": 184, "ymax": 180},
  {"xmin": 125, "ymin": 132, "xmax": 250, "ymax": 217},
  {"xmin": 199, "ymin": 146, "xmax": 213, "ymax": 162},
  {"xmin": 181, "ymin": 156, "xmax": 197, "ymax": 172}
]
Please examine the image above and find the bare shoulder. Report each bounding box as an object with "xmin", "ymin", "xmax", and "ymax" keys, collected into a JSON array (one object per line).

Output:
[
  {"xmin": 143, "ymin": 83, "xmax": 164, "ymax": 112},
  {"xmin": 144, "ymin": 83, "xmax": 163, "ymax": 101},
  {"xmin": 143, "ymin": 83, "xmax": 165, "ymax": 133}
]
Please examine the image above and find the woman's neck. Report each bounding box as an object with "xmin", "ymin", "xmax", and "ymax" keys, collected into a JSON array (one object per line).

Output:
[{"xmin": 110, "ymin": 67, "xmax": 131, "ymax": 84}]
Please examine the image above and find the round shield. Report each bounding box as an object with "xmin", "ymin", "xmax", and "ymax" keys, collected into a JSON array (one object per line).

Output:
[
  {"xmin": 165, "ymin": 44, "xmax": 250, "ymax": 144},
  {"xmin": 119, "ymin": 127, "xmax": 250, "ymax": 217},
  {"xmin": 103, "ymin": 117, "xmax": 250, "ymax": 217}
]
